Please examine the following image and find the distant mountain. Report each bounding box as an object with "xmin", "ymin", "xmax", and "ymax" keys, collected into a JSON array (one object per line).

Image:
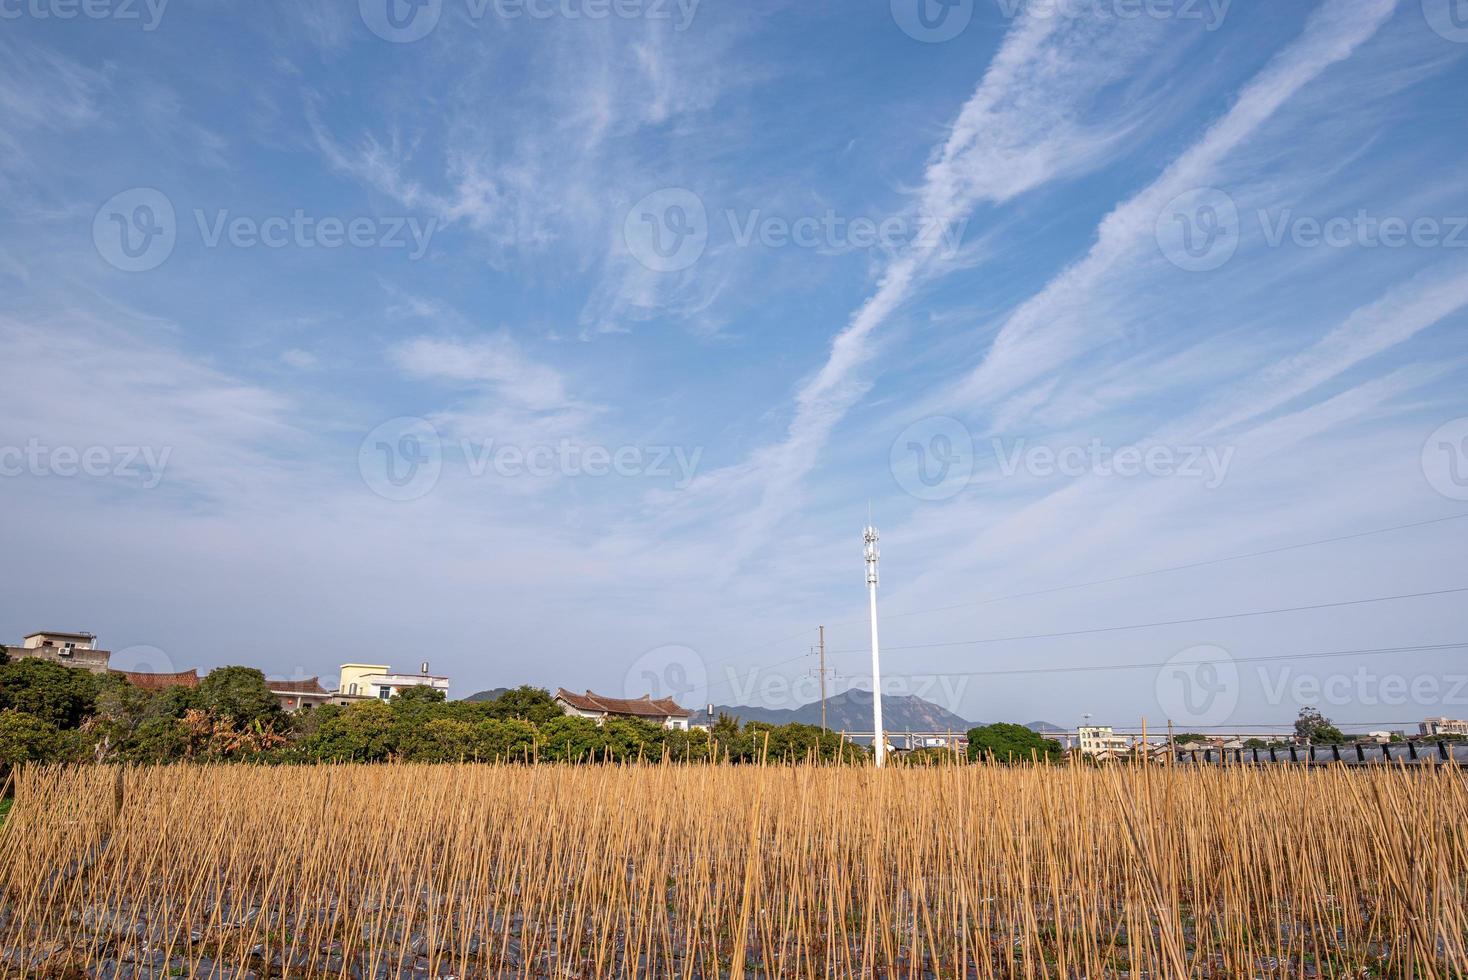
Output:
[
  {"xmin": 462, "ymin": 688, "xmax": 510, "ymax": 703},
  {"xmin": 713, "ymin": 688, "xmax": 974, "ymax": 734},
  {"xmin": 1026, "ymin": 721, "xmax": 1066, "ymax": 734}
]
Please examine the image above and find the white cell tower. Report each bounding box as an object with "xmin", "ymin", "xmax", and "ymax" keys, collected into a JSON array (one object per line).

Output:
[{"xmin": 864, "ymin": 524, "xmax": 885, "ymax": 768}]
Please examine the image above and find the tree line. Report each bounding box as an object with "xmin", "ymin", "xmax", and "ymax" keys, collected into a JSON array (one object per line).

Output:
[{"xmin": 0, "ymin": 654, "xmax": 870, "ymax": 765}]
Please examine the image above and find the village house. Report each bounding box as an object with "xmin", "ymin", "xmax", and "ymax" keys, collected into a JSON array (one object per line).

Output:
[
  {"xmin": 9, "ymin": 630, "xmax": 112, "ymax": 673},
  {"xmin": 334, "ymin": 663, "xmax": 450, "ymax": 703},
  {"xmin": 268, "ymin": 677, "xmax": 333, "ymax": 713},
  {"xmin": 555, "ymin": 689, "xmax": 692, "ymax": 731}
]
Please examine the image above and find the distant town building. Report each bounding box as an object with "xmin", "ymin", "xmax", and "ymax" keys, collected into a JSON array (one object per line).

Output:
[
  {"xmin": 269, "ymin": 677, "xmax": 333, "ymax": 713},
  {"xmin": 335, "ymin": 663, "xmax": 449, "ymax": 703},
  {"xmin": 9, "ymin": 630, "xmax": 112, "ymax": 673},
  {"xmin": 555, "ymin": 689, "xmax": 692, "ymax": 731},
  {"xmin": 1076, "ymin": 726, "xmax": 1130, "ymax": 758},
  {"xmin": 113, "ymin": 669, "xmax": 200, "ymax": 691},
  {"xmin": 1420, "ymin": 717, "xmax": 1468, "ymax": 738}
]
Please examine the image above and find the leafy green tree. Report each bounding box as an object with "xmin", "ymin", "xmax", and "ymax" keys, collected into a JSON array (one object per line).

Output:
[
  {"xmin": 394, "ymin": 685, "xmax": 447, "ymax": 706},
  {"xmin": 1172, "ymin": 733, "xmax": 1210, "ymax": 745},
  {"xmin": 601, "ymin": 718, "xmax": 667, "ymax": 761},
  {"xmin": 124, "ymin": 716, "xmax": 193, "ymax": 763},
  {"xmin": 472, "ymin": 718, "xmax": 537, "ymax": 761},
  {"xmin": 0, "ymin": 658, "xmax": 103, "ymax": 728},
  {"xmin": 1294, "ymin": 707, "xmax": 1346, "ymax": 745},
  {"xmin": 303, "ymin": 699, "xmax": 396, "ymax": 761},
  {"xmin": 536, "ymin": 716, "xmax": 605, "ymax": 762},
  {"xmin": 743, "ymin": 722, "xmax": 846, "ymax": 763},
  {"xmin": 0, "ymin": 709, "xmax": 62, "ymax": 764},
  {"xmin": 966, "ymin": 723, "xmax": 1063, "ymax": 764},
  {"xmin": 198, "ymin": 666, "xmax": 285, "ymax": 729},
  {"xmin": 0, "ymin": 645, "xmax": 9, "ymax": 666},
  {"xmin": 478, "ymin": 686, "xmax": 563, "ymax": 724},
  {"xmin": 402, "ymin": 718, "xmax": 475, "ymax": 762}
]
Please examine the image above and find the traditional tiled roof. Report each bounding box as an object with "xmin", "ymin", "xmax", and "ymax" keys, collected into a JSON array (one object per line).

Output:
[
  {"xmin": 115, "ymin": 669, "xmax": 199, "ymax": 690},
  {"xmin": 555, "ymin": 688, "xmax": 691, "ymax": 719},
  {"xmin": 267, "ymin": 677, "xmax": 330, "ymax": 696}
]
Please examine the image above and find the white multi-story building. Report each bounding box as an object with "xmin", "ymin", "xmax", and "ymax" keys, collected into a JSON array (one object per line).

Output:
[
  {"xmin": 335, "ymin": 663, "xmax": 450, "ymax": 702},
  {"xmin": 1419, "ymin": 717, "xmax": 1468, "ymax": 738},
  {"xmin": 9, "ymin": 630, "xmax": 112, "ymax": 673},
  {"xmin": 1076, "ymin": 726, "xmax": 1131, "ymax": 758}
]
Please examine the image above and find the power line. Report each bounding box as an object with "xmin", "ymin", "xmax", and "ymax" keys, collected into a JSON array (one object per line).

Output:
[
  {"xmin": 827, "ymin": 587, "xmax": 1468, "ymax": 654},
  {"xmin": 891, "ymin": 640, "xmax": 1468, "ymax": 679},
  {"xmin": 697, "ymin": 512, "xmax": 1468, "ymax": 698},
  {"xmin": 832, "ymin": 512, "xmax": 1468, "ymax": 628},
  {"xmin": 698, "ymin": 628, "xmax": 815, "ymax": 699}
]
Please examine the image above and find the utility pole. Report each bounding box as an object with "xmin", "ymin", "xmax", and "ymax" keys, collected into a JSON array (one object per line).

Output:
[
  {"xmin": 819, "ymin": 626, "xmax": 827, "ymax": 733},
  {"xmin": 865, "ymin": 524, "xmax": 885, "ymax": 768}
]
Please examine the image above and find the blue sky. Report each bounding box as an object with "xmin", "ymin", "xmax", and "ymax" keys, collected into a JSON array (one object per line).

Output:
[{"xmin": 3, "ymin": 0, "xmax": 1467, "ymax": 733}]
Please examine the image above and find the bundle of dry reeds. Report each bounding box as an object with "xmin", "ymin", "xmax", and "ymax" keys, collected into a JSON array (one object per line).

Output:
[{"xmin": 2, "ymin": 760, "xmax": 1464, "ymax": 978}]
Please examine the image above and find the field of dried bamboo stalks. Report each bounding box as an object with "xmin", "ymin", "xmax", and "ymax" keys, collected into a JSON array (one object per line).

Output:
[{"xmin": 2, "ymin": 761, "xmax": 1465, "ymax": 978}]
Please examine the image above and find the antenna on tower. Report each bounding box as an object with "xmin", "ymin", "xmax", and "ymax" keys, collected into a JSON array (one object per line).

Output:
[{"xmin": 864, "ymin": 522, "xmax": 885, "ymax": 768}]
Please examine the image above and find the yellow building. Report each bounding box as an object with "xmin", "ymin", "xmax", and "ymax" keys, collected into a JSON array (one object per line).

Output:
[{"xmin": 336, "ymin": 663, "xmax": 450, "ymax": 702}]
